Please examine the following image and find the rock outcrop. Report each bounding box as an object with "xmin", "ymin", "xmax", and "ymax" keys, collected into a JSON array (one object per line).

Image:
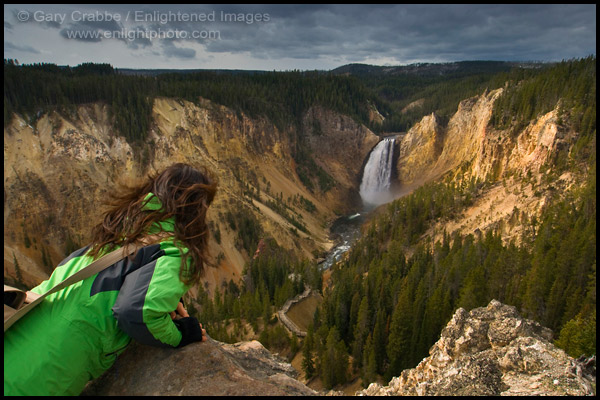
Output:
[
  {"xmin": 396, "ymin": 112, "xmax": 443, "ymax": 185},
  {"xmin": 357, "ymin": 300, "xmax": 595, "ymax": 396},
  {"xmin": 81, "ymin": 337, "xmax": 318, "ymax": 396},
  {"xmin": 303, "ymin": 106, "xmax": 380, "ymax": 211},
  {"xmin": 82, "ymin": 300, "xmax": 595, "ymax": 397}
]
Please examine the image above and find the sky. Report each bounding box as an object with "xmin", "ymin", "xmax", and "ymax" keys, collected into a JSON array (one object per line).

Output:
[{"xmin": 3, "ymin": 4, "xmax": 597, "ymax": 71}]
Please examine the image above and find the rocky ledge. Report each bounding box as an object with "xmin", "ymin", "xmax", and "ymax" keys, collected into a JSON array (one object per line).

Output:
[
  {"xmin": 81, "ymin": 337, "xmax": 317, "ymax": 396},
  {"xmin": 357, "ymin": 300, "xmax": 595, "ymax": 396},
  {"xmin": 81, "ymin": 300, "xmax": 595, "ymax": 396}
]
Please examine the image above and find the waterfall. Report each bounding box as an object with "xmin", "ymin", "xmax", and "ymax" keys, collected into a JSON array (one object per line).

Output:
[{"xmin": 359, "ymin": 137, "xmax": 396, "ymax": 206}]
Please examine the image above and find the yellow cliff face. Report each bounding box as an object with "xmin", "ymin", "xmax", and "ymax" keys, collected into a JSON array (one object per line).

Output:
[
  {"xmin": 396, "ymin": 112, "xmax": 443, "ymax": 186},
  {"xmin": 395, "ymin": 87, "xmax": 567, "ymax": 189},
  {"xmin": 432, "ymin": 88, "xmax": 504, "ymax": 180},
  {"xmin": 394, "ymin": 89, "xmax": 504, "ymax": 188},
  {"xmin": 4, "ymin": 88, "xmax": 578, "ymax": 294},
  {"xmin": 393, "ymin": 88, "xmax": 576, "ymax": 246},
  {"xmin": 302, "ymin": 106, "xmax": 380, "ymax": 213},
  {"xmin": 4, "ymin": 98, "xmax": 377, "ymax": 295}
]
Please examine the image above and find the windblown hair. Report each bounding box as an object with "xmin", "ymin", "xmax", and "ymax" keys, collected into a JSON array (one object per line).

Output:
[{"xmin": 88, "ymin": 163, "xmax": 218, "ymax": 285}]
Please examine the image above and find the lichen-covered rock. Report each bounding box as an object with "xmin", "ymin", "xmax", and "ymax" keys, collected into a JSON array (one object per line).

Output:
[
  {"xmin": 357, "ymin": 300, "xmax": 595, "ymax": 396},
  {"xmin": 81, "ymin": 337, "xmax": 318, "ymax": 396}
]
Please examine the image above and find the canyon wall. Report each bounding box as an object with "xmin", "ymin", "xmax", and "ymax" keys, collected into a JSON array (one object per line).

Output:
[
  {"xmin": 393, "ymin": 88, "xmax": 578, "ymax": 244},
  {"xmin": 3, "ymin": 98, "xmax": 378, "ymax": 293}
]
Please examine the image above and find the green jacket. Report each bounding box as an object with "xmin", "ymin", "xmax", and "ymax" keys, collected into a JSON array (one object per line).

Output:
[{"xmin": 4, "ymin": 193, "xmax": 192, "ymax": 396}]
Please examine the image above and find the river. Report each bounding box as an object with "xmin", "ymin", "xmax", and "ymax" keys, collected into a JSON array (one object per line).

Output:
[
  {"xmin": 319, "ymin": 212, "xmax": 365, "ymax": 270},
  {"xmin": 319, "ymin": 136, "xmax": 396, "ymax": 270}
]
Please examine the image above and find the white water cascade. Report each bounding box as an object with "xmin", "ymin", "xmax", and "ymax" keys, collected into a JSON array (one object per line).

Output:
[{"xmin": 359, "ymin": 137, "xmax": 396, "ymax": 206}]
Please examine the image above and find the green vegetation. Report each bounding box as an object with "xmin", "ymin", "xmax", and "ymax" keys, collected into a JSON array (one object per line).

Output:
[
  {"xmin": 191, "ymin": 238, "xmax": 323, "ymax": 351},
  {"xmin": 3, "ymin": 59, "xmax": 370, "ymax": 193},
  {"xmin": 295, "ymin": 147, "xmax": 336, "ymax": 194},
  {"xmin": 305, "ymin": 55, "xmax": 597, "ymax": 386},
  {"xmin": 156, "ymin": 69, "xmax": 376, "ymax": 133},
  {"xmin": 4, "ymin": 59, "xmax": 376, "ymax": 140},
  {"xmin": 5, "ymin": 56, "xmax": 595, "ymax": 391},
  {"xmin": 265, "ymin": 194, "xmax": 309, "ymax": 234},
  {"xmin": 491, "ymin": 56, "xmax": 596, "ymax": 140},
  {"xmin": 556, "ymin": 310, "xmax": 597, "ymax": 358},
  {"xmin": 310, "ymin": 167, "xmax": 595, "ymax": 389},
  {"xmin": 345, "ymin": 61, "xmax": 520, "ymax": 132},
  {"xmin": 224, "ymin": 206, "xmax": 263, "ymax": 255},
  {"xmin": 298, "ymin": 58, "xmax": 596, "ymax": 389},
  {"xmin": 4, "ymin": 60, "xmax": 152, "ymax": 143}
]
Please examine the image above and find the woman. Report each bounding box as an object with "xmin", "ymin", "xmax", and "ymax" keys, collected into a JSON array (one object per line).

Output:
[{"xmin": 4, "ymin": 163, "xmax": 218, "ymax": 395}]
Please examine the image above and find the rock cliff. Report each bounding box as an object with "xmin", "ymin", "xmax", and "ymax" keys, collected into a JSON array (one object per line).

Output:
[
  {"xmin": 393, "ymin": 88, "xmax": 581, "ymax": 246},
  {"xmin": 303, "ymin": 106, "xmax": 379, "ymax": 211},
  {"xmin": 433, "ymin": 89, "xmax": 504, "ymax": 179},
  {"xmin": 4, "ymin": 98, "xmax": 377, "ymax": 293},
  {"xmin": 395, "ymin": 112, "xmax": 443, "ymax": 186},
  {"xmin": 81, "ymin": 300, "xmax": 595, "ymax": 396},
  {"xmin": 394, "ymin": 89, "xmax": 503, "ymax": 185},
  {"xmin": 357, "ymin": 300, "xmax": 596, "ymax": 396},
  {"xmin": 81, "ymin": 338, "xmax": 318, "ymax": 396},
  {"xmin": 394, "ymin": 87, "xmax": 568, "ymax": 184}
]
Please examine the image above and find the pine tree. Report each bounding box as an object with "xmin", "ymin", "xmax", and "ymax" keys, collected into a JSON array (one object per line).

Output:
[
  {"xmin": 302, "ymin": 327, "xmax": 316, "ymax": 379},
  {"xmin": 555, "ymin": 310, "xmax": 597, "ymax": 357},
  {"xmin": 321, "ymin": 327, "xmax": 349, "ymax": 389},
  {"xmin": 387, "ymin": 288, "xmax": 413, "ymax": 374},
  {"xmin": 372, "ymin": 309, "xmax": 387, "ymax": 374},
  {"xmin": 352, "ymin": 297, "xmax": 370, "ymax": 369},
  {"xmin": 362, "ymin": 333, "xmax": 377, "ymax": 387},
  {"xmin": 457, "ymin": 265, "xmax": 487, "ymax": 311}
]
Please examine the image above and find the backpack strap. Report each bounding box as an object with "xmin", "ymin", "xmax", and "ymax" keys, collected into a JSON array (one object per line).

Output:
[{"xmin": 4, "ymin": 244, "xmax": 137, "ymax": 332}]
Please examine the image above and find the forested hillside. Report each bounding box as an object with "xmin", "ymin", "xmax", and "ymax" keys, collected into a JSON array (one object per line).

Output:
[
  {"xmin": 4, "ymin": 56, "xmax": 595, "ymax": 392},
  {"xmin": 302, "ymin": 57, "xmax": 596, "ymax": 389},
  {"xmin": 4, "ymin": 59, "xmax": 379, "ymax": 195},
  {"xmin": 335, "ymin": 60, "xmax": 524, "ymax": 132},
  {"xmin": 306, "ymin": 170, "xmax": 595, "ymax": 388},
  {"xmin": 3, "ymin": 59, "xmax": 376, "ymax": 140},
  {"xmin": 192, "ymin": 237, "xmax": 322, "ymax": 350}
]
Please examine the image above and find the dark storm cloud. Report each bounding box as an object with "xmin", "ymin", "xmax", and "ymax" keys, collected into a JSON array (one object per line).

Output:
[
  {"xmin": 58, "ymin": 19, "xmax": 124, "ymax": 43},
  {"xmin": 203, "ymin": 4, "xmax": 595, "ymax": 62},
  {"xmin": 4, "ymin": 41, "xmax": 40, "ymax": 54},
  {"xmin": 3, "ymin": 4, "xmax": 596, "ymax": 68},
  {"xmin": 161, "ymin": 40, "xmax": 196, "ymax": 59},
  {"xmin": 137, "ymin": 3, "xmax": 592, "ymax": 64}
]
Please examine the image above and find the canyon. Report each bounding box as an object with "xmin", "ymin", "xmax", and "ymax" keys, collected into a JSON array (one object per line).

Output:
[
  {"xmin": 4, "ymin": 76, "xmax": 593, "ymax": 396},
  {"xmin": 4, "ymin": 99, "xmax": 378, "ymax": 294},
  {"xmin": 4, "ymin": 86, "xmax": 574, "ymax": 293}
]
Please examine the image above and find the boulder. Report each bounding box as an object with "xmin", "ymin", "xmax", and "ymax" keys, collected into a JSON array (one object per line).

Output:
[
  {"xmin": 81, "ymin": 337, "xmax": 318, "ymax": 396},
  {"xmin": 357, "ymin": 300, "xmax": 595, "ymax": 396}
]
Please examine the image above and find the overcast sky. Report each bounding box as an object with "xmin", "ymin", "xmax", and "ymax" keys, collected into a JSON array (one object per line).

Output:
[{"xmin": 4, "ymin": 4, "xmax": 597, "ymax": 70}]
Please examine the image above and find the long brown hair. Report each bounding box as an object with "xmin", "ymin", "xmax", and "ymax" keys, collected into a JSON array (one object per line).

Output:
[{"xmin": 88, "ymin": 163, "xmax": 218, "ymax": 285}]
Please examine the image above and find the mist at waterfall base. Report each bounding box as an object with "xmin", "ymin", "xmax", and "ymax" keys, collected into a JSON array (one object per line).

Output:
[
  {"xmin": 359, "ymin": 137, "xmax": 398, "ymax": 209},
  {"xmin": 320, "ymin": 138, "xmax": 401, "ymax": 270}
]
